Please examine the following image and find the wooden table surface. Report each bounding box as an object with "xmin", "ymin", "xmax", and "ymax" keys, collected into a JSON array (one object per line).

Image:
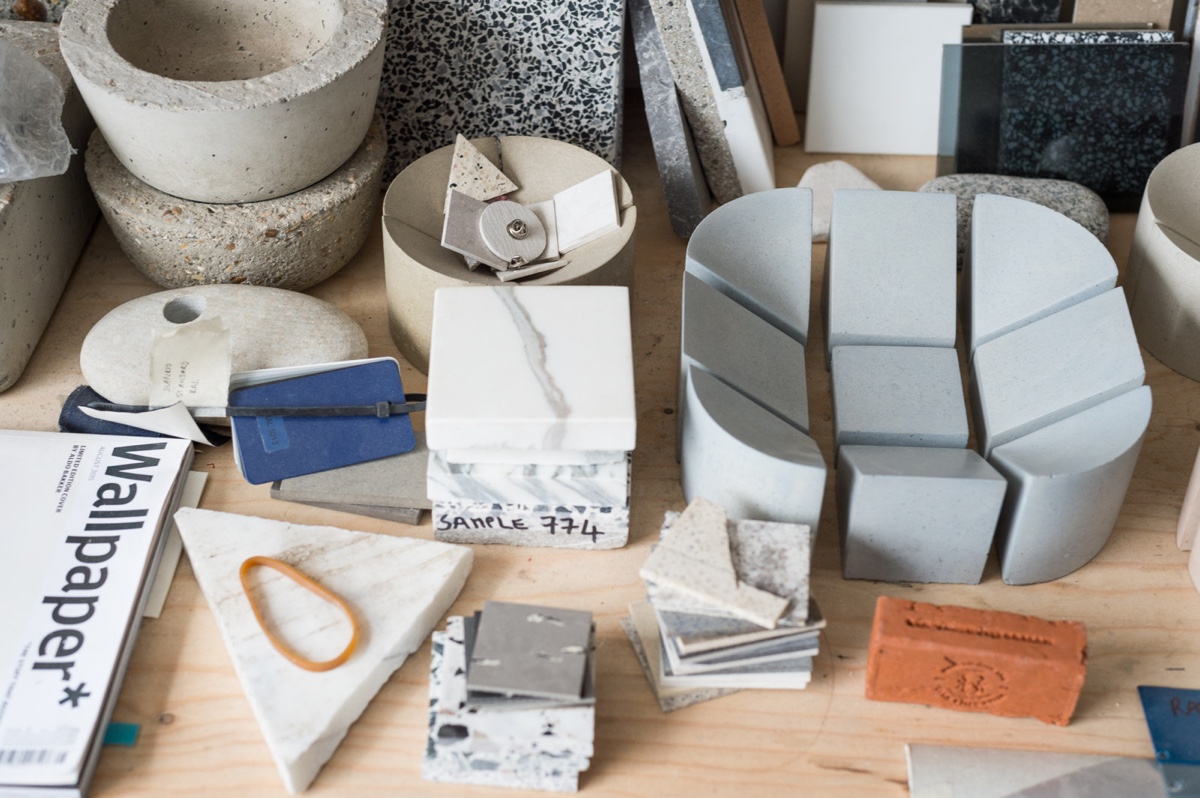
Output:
[{"xmin": 3, "ymin": 103, "xmax": 1199, "ymax": 797}]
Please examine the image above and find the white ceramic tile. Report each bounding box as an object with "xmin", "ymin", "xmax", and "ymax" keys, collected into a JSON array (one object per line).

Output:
[
  {"xmin": 426, "ymin": 286, "xmax": 636, "ymax": 451},
  {"xmin": 805, "ymin": 2, "xmax": 972, "ymax": 155},
  {"xmin": 554, "ymin": 171, "xmax": 620, "ymax": 253}
]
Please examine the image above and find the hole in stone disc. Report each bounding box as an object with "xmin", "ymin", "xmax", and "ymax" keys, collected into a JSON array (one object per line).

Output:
[
  {"xmin": 163, "ymin": 296, "xmax": 206, "ymax": 324},
  {"xmin": 106, "ymin": 0, "xmax": 344, "ymax": 82}
]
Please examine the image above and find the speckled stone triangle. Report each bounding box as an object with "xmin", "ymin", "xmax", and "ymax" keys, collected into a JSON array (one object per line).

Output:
[{"xmin": 445, "ymin": 134, "xmax": 519, "ymax": 211}]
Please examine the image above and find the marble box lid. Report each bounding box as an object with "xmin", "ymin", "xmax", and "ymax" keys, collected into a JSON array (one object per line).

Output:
[{"xmin": 426, "ymin": 285, "xmax": 636, "ymax": 452}]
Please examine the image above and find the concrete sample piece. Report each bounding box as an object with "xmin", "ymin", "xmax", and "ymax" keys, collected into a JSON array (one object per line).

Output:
[
  {"xmin": 174, "ymin": 508, "xmax": 472, "ymax": 793},
  {"xmin": 81, "ymin": 285, "xmax": 367, "ymax": 405},
  {"xmin": 682, "ymin": 273, "xmax": 809, "ymax": 432},
  {"xmin": 630, "ymin": 0, "xmax": 712, "ymax": 238},
  {"xmin": 1126, "ymin": 143, "xmax": 1200, "ymax": 382},
  {"xmin": 966, "ymin": 194, "xmax": 1117, "ymax": 354},
  {"xmin": 866, "ymin": 596, "xmax": 1087, "ymax": 726},
  {"xmin": 432, "ymin": 500, "xmax": 629, "ymax": 550},
  {"xmin": 382, "ymin": 136, "xmax": 635, "ymax": 374},
  {"xmin": 428, "ymin": 450, "xmax": 630, "ymax": 508},
  {"xmin": 831, "ymin": 346, "xmax": 969, "ymax": 454},
  {"xmin": 1177, "ymin": 444, "xmax": 1200, "ymax": 551},
  {"xmin": 681, "ymin": 365, "xmax": 826, "ymax": 528},
  {"xmin": 798, "ymin": 160, "xmax": 881, "ymax": 243},
  {"xmin": 377, "ymin": 0, "xmax": 624, "ymax": 184},
  {"xmin": 919, "ymin": 173, "xmax": 1109, "ymax": 266},
  {"xmin": 86, "ymin": 121, "xmax": 384, "ymax": 290},
  {"xmin": 685, "ymin": 187, "xmax": 812, "ymax": 345},
  {"xmin": 989, "ymin": 386, "xmax": 1151, "ymax": 585},
  {"xmin": 969, "ymin": 288, "xmax": 1144, "ymax": 456},
  {"xmin": 837, "ymin": 445, "xmax": 1007, "ymax": 584},
  {"xmin": 0, "ymin": 21, "xmax": 96, "ymax": 393},
  {"xmin": 273, "ymin": 432, "xmax": 431, "ymax": 510},
  {"xmin": 60, "ymin": 0, "xmax": 386, "ymax": 203},
  {"xmin": 425, "ymin": 286, "xmax": 636, "ymax": 451},
  {"xmin": 1073, "ymin": 0, "xmax": 1172, "ymax": 28},
  {"xmin": 806, "ymin": 2, "xmax": 973, "ymax": 155},
  {"xmin": 824, "ymin": 190, "xmax": 957, "ymax": 364}
]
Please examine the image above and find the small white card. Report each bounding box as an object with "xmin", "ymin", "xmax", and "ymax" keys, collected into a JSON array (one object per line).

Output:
[{"xmin": 553, "ymin": 171, "xmax": 620, "ymax": 254}]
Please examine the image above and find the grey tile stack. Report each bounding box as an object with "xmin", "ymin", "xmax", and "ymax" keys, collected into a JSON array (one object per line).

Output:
[
  {"xmin": 424, "ymin": 603, "xmax": 596, "ymax": 791},
  {"xmin": 622, "ymin": 498, "xmax": 824, "ymax": 712}
]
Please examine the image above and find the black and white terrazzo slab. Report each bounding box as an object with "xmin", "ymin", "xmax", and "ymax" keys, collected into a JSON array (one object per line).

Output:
[
  {"xmin": 972, "ymin": 0, "xmax": 1061, "ymax": 24},
  {"xmin": 1001, "ymin": 29, "xmax": 1175, "ymax": 43},
  {"xmin": 378, "ymin": 0, "xmax": 624, "ymax": 183}
]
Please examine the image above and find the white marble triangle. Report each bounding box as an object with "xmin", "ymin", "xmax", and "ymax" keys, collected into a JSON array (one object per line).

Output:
[
  {"xmin": 445, "ymin": 134, "xmax": 519, "ymax": 211},
  {"xmin": 175, "ymin": 508, "xmax": 472, "ymax": 793}
]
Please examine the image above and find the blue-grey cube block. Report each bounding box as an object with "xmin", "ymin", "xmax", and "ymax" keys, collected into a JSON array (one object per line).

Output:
[{"xmin": 837, "ymin": 445, "xmax": 1007, "ymax": 584}]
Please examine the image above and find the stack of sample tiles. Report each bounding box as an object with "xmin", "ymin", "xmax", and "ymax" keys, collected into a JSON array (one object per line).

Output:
[
  {"xmin": 423, "ymin": 602, "xmax": 595, "ymax": 791},
  {"xmin": 425, "ymin": 285, "xmax": 636, "ymax": 549},
  {"xmin": 623, "ymin": 497, "xmax": 823, "ymax": 711},
  {"xmin": 678, "ymin": 188, "xmax": 827, "ymax": 528}
]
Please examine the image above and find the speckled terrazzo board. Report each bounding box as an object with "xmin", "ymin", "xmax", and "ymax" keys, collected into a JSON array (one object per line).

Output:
[
  {"xmin": 940, "ymin": 41, "xmax": 1190, "ymax": 210},
  {"xmin": 377, "ymin": 0, "xmax": 624, "ymax": 183},
  {"xmin": 972, "ymin": 0, "xmax": 1061, "ymax": 24}
]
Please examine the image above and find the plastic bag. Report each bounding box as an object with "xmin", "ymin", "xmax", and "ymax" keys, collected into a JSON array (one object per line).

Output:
[{"xmin": 0, "ymin": 39, "xmax": 72, "ymax": 183}]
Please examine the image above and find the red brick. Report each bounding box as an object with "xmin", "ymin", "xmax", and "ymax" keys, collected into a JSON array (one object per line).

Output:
[{"xmin": 865, "ymin": 596, "xmax": 1087, "ymax": 726}]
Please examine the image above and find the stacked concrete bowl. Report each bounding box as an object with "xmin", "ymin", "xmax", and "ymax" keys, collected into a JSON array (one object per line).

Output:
[{"xmin": 60, "ymin": 0, "xmax": 387, "ymax": 290}]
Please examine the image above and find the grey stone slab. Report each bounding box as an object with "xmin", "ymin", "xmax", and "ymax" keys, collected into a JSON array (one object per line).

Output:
[
  {"xmin": 837, "ymin": 445, "xmax": 1008, "ymax": 584},
  {"xmin": 469, "ymin": 602, "xmax": 592, "ymax": 701},
  {"xmin": 272, "ymin": 431, "xmax": 430, "ymax": 509},
  {"xmin": 681, "ymin": 365, "xmax": 827, "ymax": 529},
  {"xmin": 965, "ymin": 193, "xmax": 1117, "ymax": 354},
  {"xmin": 920, "ymin": 173, "xmax": 1109, "ymax": 267},
  {"xmin": 268, "ymin": 497, "xmax": 423, "ymax": 526},
  {"xmin": 432, "ymin": 500, "xmax": 629, "ymax": 549},
  {"xmin": 830, "ymin": 345, "xmax": 969, "ymax": 457},
  {"xmin": 969, "ymin": 288, "xmax": 1145, "ymax": 457},
  {"xmin": 621, "ymin": 610, "xmax": 739, "ymax": 712},
  {"xmin": 682, "ymin": 272, "xmax": 809, "ymax": 433},
  {"xmin": 685, "ymin": 187, "xmax": 812, "ymax": 345},
  {"xmin": 989, "ymin": 386, "xmax": 1151, "ymax": 585},
  {"xmin": 823, "ymin": 190, "xmax": 957, "ymax": 366},
  {"xmin": 630, "ymin": 0, "xmax": 711, "ymax": 238},
  {"xmin": 657, "ymin": 600, "xmax": 825, "ymax": 655},
  {"xmin": 427, "ymin": 449, "xmax": 630, "ymax": 507},
  {"xmin": 0, "ymin": 21, "xmax": 97, "ymax": 393}
]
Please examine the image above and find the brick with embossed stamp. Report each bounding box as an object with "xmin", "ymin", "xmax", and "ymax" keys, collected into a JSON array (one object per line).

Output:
[{"xmin": 865, "ymin": 596, "xmax": 1087, "ymax": 726}]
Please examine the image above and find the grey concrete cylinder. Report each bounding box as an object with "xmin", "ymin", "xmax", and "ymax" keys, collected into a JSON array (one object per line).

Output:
[
  {"xmin": 59, "ymin": 0, "xmax": 386, "ymax": 203},
  {"xmin": 382, "ymin": 136, "xmax": 636, "ymax": 374}
]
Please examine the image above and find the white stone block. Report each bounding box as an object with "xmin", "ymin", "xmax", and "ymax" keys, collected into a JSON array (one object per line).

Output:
[
  {"xmin": 425, "ymin": 286, "xmax": 636, "ymax": 452},
  {"xmin": 682, "ymin": 272, "xmax": 809, "ymax": 432},
  {"xmin": 60, "ymin": 0, "xmax": 386, "ymax": 203},
  {"xmin": 831, "ymin": 345, "xmax": 968, "ymax": 456},
  {"xmin": 989, "ymin": 386, "xmax": 1151, "ymax": 585},
  {"xmin": 805, "ymin": 1, "xmax": 972, "ymax": 155},
  {"xmin": 685, "ymin": 187, "xmax": 812, "ymax": 345},
  {"xmin": 0, "ymin": 21, "xmax": 97, "ymax": 393},
  {"xmin": 837, "ymin": 445, "xmax": 1007, "ymax": 584},
  {"xmin": 427, "ymin": 450, "xmax": 630, "ymax": 508},
  {"xmin": 824, "ymin": 190, "xmax": 957, "ymax": 365},
  {"xmin": 443, "ymin": 449, "xmax": 626, "ymax": 466},
  {"xmin": 174, "ymin": 508, "xmax": 472, "ymax": 794},
  {"xmin": 966, "ymin": 193, "xmax": 1117, "ymax": 355},
  {"xmin": 681, "ymin": 365, "xmax": 826, "ymax": 529},
  {"xmin": 970, "ymin": 288, "xmax": 1145, "ymax": 457}
]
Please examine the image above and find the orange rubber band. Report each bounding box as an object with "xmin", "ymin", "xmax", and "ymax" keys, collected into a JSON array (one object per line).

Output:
[{"xmin": 239, "ymin": 556, "xmax": 360, "ymax": 672}]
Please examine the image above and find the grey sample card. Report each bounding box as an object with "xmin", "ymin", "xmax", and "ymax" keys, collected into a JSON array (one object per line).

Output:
[{"xmin": 468, "ymin": 601, "xmax": 593, "ymax": 700}]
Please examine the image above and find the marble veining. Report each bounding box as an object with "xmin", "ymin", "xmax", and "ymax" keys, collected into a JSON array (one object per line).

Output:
[
  {"xmin": 427, "ymin": 450, "xmax": 630, "ymax": 507},
  {"xmin": 496, "ymin": 287, "xmax": 571, "ymax": 449}
]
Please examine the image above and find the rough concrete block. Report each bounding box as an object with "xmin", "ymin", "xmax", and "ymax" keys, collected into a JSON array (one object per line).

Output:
[
  {"xmin": 682, "ymin": 272, "xmax": 809, "ymax": 433},
  {"xmin": 630, "ymin": 0, "xmax": 712, "ymax": 238},
  {"xmin": 0, "ymin": 21, "xmax": 97, "ymax": 394},
  {"xmin": 866, "ymin": 596, "xmax": 1087, "ymax": 726},
  {"xmin": 989, "ymin": 386, "xmax": 1151, "ymax": 585},
  {"xmin": 824, "ymin": 190, "xmax": 957, "ymax": 365},
  {"xmin": 681, "ymin": 365, "xmax": 826, "ymax": 529},
  {"xmin": 966, "ymin": 194, "xmax": 1117, "ymax": 355},
  {"xmin": 60, "ymin": 0, "xmax": 385, "ymax": 203},
  {"xmin": 837, "ymin": 445, "xmax": 1007, "ymax": 584},
  {"xmin": 831, "ymin": 346, "xmax": 968, "ymax": 456},
  {"xmin": 970, "ymin": 288, "xmax": 1145, "ymax": 457},
  {"xmin": 685, "ymin": 187, "xmax": 812, "ymax": 345}
]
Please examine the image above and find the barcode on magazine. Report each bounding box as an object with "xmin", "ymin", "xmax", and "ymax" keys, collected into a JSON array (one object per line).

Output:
[{"xmin": 0, "ymin": 748, "xmax": 68, "ymax": 766}]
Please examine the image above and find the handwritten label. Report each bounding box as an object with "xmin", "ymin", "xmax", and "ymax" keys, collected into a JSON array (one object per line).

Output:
[
  {"xmin": 149, "ymin": 315, "xmax": 231, "ymax": 408},
  {"xmin": 432, "ymin": 501, "xmax": 629, "ymax": 550}
]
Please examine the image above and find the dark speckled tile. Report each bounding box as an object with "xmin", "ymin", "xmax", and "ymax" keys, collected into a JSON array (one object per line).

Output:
[
  {"xmin": 939, "ymin": 42, "xmax": 1190, "ymax": 211},
  {"xmin": 972, "ymin": 0, "xmax": 1061, "ymax": 24}
]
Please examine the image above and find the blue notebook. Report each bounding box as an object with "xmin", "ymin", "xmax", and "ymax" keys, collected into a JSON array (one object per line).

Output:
[{"xmin": 229, "ymin": 358, "xmax": 417, "ymax": 485}]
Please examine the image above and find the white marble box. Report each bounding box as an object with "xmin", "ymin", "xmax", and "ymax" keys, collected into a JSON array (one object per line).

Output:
[{"xmin": 426, "ymin": 286, "xmax": 636, "ymax": 452}]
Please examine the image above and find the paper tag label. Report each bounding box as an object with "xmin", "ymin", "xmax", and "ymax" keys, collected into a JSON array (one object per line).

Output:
[
  {"xmin": 149, "ymin": 316, "xmax": 231, "ymax": 408},
  {"xmin": 256, "ymin": 416, "xmax": 289, "ymax": 453}
]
